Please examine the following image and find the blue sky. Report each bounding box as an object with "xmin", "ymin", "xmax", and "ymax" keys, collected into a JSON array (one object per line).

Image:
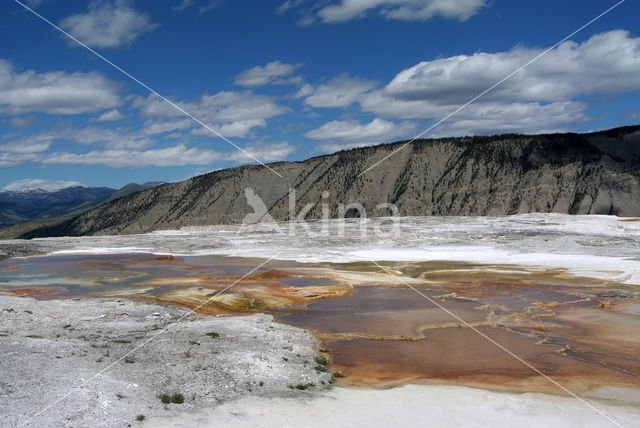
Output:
[{"xmin": 1, "ymin": 0, "xmax": 639, "ymax": 190}]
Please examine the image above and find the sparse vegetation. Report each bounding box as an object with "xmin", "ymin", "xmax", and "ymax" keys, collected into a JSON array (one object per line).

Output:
[
  {"xmin": 314, "ymin": 355, "xmax": 328, "ymax": 366},
  {"xmin": 112, "ymin": 339, "xmax": 131, "ymax": 344},
  {"xmin": 124, "ymin": 356, "xmax": 135, "ymax": 363},
  {"xmin": 295, "ymin": 383, "xmax": 315, "ymax": 390},
  {"xmin": 205, "ymin": 332, "xmax": 219, "ymax": 338}
]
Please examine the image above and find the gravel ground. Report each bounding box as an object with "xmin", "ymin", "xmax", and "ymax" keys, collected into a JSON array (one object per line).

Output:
[{"xmin": 0, "ymin": 295, "xmax": 332, "ymax": 427}]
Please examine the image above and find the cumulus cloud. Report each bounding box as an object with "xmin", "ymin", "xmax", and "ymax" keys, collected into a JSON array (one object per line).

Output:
[
  {"xmin": 43, "ymin": 144, "xmax": 221, "ymax": 168},
  {"xmin": 234, "ymin": 61, "xmax": 302, "ymax": 87},
  {"xmin": 143, "ymin": 118, "xmax": 193, "ymax": 136},
  {"xmin": 191, "ymin": 119, "xmax": 267, "ymax": 138},
  {"xmin": 358, "ymin": 30, "xmax": 640, "ymax": 135},
  {"xmin": 227, "ymin": 141, "xmax": 296, "ymax": 162},
  {"xmin": 59, "ymin": 0, "xmax": 158, "ymax": 48},
  {"xmin": 0, "ymin": 60, "xmax": 121, "ymax": 115},
  {"xmin": 0, "ymin": 153, "xmax": 41, "ymax": 168},
  {"xmin": 64, "ymin": 126, "xmax": 153, "ymax": 150},
  {"xmin": 135, "ymin": 91, "xmax": 286, "ymax": 137},
  {"xmin": 279, "ymin": 0, "xmax": 487, "ymax": 25},
  {"xmin": 0, "ymin": 133, "xmax": 56, "ymax": 154},
  {"xmin": 382, "ymin": 30, "xmax": 640, "ymax": 105},
  {"xmin": 2, "ymin": 178, "xmax": 84, "ymax": 192},
  {"xmin": 0, "ymin": 133, "xmax": 54, "ymax": 167},
  {"xmin": 299, "ymin": 74, "xmax": 376, "ymax": 108},
  {"xmin": 305, "ymin": 118, "xmax": 416, "ymax": 151},
  {"xmin": 94, "ymin": 109, "xmax": 124, "ymax": 122}
]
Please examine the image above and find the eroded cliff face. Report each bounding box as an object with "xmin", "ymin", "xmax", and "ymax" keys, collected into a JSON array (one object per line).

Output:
[{"xmin": 24, "ymin": 126, "xmax": 640, "ymax": 237}]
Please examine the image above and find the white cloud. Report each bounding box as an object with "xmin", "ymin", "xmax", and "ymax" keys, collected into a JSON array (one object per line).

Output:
[
  {"xmin": 65, "ymin": 126, "xmax": 154, "ymax": 150},
  {"xmin": 2, "ymin": 178, "xmax": 84, "ymax": 192},
  {"xmin": 173, "ymin": 0, "xmax": 194, "ymax": 11},
  {"xmin": 357, "ymin": 30, "xmax": 640, "ymax": 135},
  {"xmin": 0, "ymin": 153, "xmax": 41, "ymax": 168},
  {"xmin": 426, "ymin": 102, "xmax": 586, "ymax": 137},
  {"xmin": 382, "ymin": 30, "xmax": 640, "ymax": 106},
  {"xmin": 0, "ymin": 60, "xmax": 121, "ymax": 115},
  {"xmin": 0, "ymin": 132, "xmax": 54, "ymax": 166},
  {"xmin": 280, "ymin": 0, "xmax": 487, "ymax": 24},
  {"xmin": 59, "ymin": 0, "xmax": 158, "ymax": 48},
  {"xmin": 95, "ymin": 109, "xmax": 124, "ymax": 122},
  {"xmin": 300, "ymin": 74, "xmax": 376, "ymax": 108},
  {"xmin": 227, "ymin": 142, "xmax": 297, "ymax": 163},
  {"xmin": 143, "ymin": 118, "xmax": 192, "ymax": 136},
  {"xmin": 198, "ymin": 1, "xmax": 223, "ymax": 14},
  {"xmin": 234, "ymin": 60, "xmax": 302, "ymax": 87},
  {"xmin": 0, "ymin": 133, "xmax": 56, "ymax": 154},
  {"xmin": 135, "ymin": 91, "xmax": 286, "ymax": 137},
  {"xmin": 305, "ymin": 118, "xmax": 416, "ymax": 151},
  {"xmin": 43, "ymin": 144, "xmax": 221, "ymax": 168}
]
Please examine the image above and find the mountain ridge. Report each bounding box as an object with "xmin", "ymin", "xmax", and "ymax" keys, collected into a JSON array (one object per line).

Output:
[
  {"xmin": 0, "ymin": 182, "xmax": 166, "ymax": 231},
  {"xmin": 20, "ymin": 125, "xmax": 640, "ymax": 238}
]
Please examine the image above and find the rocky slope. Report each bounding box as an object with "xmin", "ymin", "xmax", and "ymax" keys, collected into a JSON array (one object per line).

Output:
[{"xmin": 23, "ymin": 125, "xmax": 640, "ymax": 237}]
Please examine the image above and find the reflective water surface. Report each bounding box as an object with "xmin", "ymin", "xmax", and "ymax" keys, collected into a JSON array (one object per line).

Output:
[{"xmin": 1, "ymin": 253, "xmax": 639, "ymax": 399}]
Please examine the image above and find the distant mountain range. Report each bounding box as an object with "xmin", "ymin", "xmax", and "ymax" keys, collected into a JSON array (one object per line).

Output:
[
  {"xmin": 0, "ymin": 182, "xmax": 165, "ymax": 231},
  {"xmin": 17, "ymin": 125, "xmax": 640, "ymax": 238}
]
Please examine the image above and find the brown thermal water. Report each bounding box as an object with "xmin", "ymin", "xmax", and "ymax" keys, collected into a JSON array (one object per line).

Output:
[{"xmin": 1, "ymin": 253, "xmax": 639, "ymax": 398}]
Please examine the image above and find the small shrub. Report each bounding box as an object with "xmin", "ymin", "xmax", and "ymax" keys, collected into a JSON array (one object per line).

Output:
[
  {"xmin": 333, "ymin": 371, "xmax": 345, "ymax": 378},
  {"xmin": 112, "ymin": 339, "xmax": 131, "ymax": 344},
  {"xmin": 205, "ymin": 332, "xmax": 219, "ymax": 338},
  {"xmin": 314, "ymin": 356, "xmax": 328, "ymax": 366},
  {"xmin": 295, "ymin": 383, "xmax": 315, "ymax": 390},
  {"xmin": 158, "ymin": 394, "xmax": 171, "ymax": 404},
  {"xmin": 136, "ymin": 415, "xmax": 145, "ymax": 421},
  {"xmin": 315, "ymin": 365, "xmax": 327, "ymax": 373},
  {"xmin": 124, "ymin": 356, "xmax": 135, "ymax": 363},
  {"xmin": 259, "ymin": 381, "xmax": 264, "ymax": 387},
  {"xmin": 171, "ymin": 393, "xmax": 184, "ymax": 404}
]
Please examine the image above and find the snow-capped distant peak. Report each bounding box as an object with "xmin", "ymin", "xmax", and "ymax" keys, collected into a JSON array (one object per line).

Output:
[{"xmin": 1, "ymin": 179, "xmax": 85, "ymax": 193}]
